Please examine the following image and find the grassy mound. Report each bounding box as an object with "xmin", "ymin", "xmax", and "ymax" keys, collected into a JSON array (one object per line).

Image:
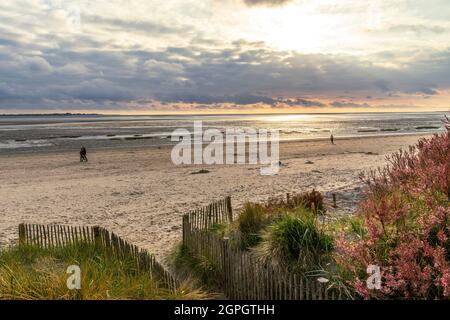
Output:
[
  {"xmin": 206, "ymin": 191, "xmax": 332, "ymax": 273},
  {"xmin": 266, "ymin": 210, "xmax": 333, "ymax": 265},
  {"xmin": 0, "ymin": 243, "xmax": 206, "ymax": 300}
]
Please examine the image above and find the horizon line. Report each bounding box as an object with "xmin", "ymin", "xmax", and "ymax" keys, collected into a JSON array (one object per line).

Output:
[{"xmin": 0, "ymin": 110, "xmax": 449, "ymax": 117}]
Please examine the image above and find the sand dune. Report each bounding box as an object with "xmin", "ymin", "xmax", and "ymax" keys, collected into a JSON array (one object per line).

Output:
[{"xmin": 0, "ymin": 134, "xmax": 431, "ymax": 261}]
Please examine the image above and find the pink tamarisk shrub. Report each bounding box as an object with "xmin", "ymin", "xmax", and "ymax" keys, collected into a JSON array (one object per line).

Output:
[{"xmin": 337, "ymin": 115, "xmax": 450, "ymax": 299}]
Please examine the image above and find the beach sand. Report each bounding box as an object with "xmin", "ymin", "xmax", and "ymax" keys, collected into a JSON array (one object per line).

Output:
[{"xmin": 0, "ymin": 134, "xmax": 431, "ymax": 261}]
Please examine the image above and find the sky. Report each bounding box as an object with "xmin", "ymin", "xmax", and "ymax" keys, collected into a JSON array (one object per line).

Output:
[{"xmin": 1, "ymin": 0, "xmax": 450, "ymax": 114}]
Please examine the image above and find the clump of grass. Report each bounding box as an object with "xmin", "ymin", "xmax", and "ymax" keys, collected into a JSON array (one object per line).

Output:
[
  {"xmin": 171, "ymin": 244, "xmax": 221, "ymax": 297},
  {"xmin": 236, "ymin": 202, "xmax": 267, "ymax": 249},
  {"xmin": 230, "ymin": 190, "xmax": 327, "ymax": 251},
  {"xmin": 289, "ymin": 189, "xmax": 325, "ymax": 213},
  {"xmin": 209, "ymin": 223, "xmax": 228, "ymax": 237},
  {"xmin": 0, "ymin": 243, "xmax": 206, "ymax": 300},
  {"xmin": 265, "ymin": 189, "xmax": 325, "ymax": 214},
  {"xmin": 253, "ymin": 207, "xmax": 333, "ymax": 270}
]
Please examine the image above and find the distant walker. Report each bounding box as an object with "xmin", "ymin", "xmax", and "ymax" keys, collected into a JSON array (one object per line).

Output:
[
  {"xmin": 330, "ymin": 133, "xmax": 335, "ymax": 145},
  {"xmin": 80, "ymin": 146, "xmax": 88, "ymax": 162}
]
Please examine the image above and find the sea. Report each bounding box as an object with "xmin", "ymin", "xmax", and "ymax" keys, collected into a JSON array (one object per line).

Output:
[{"xmin": 0, "ymin": 112, "xmax": 446, "ymax": 153}]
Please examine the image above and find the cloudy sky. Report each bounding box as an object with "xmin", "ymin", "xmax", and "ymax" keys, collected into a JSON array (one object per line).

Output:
[{"xmin": 1, "ymin": 0, "xmax": 450, "ymax": 114}]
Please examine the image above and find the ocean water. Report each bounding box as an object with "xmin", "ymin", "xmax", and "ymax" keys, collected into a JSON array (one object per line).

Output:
[{"xmin": 0, "ymin": 112, "xmax": 446, "ymax": 153}]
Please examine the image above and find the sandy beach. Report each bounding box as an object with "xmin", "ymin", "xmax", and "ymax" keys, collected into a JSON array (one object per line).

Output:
[{"xmin": 0, "ymin": 134, "xmax": 432, "ymax": 261}]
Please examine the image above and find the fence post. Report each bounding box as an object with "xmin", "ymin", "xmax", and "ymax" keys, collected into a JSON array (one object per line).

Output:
[
  {"xmin": 226, "ymin": 196, "xmax": 233, "ymax": 222},
  {"xmin": 18, "ymin": 224, "xmax": 25, "ymax": 245},
  {"xmin": 182, "ymin": 215, "xmax": 187, "ymax": 247},
  {"xmin": 93, "ymin": 226, "xmax": 101, "ymax": 245},
  {"xmin": 221, "ymin": 237, "xmax": 230, "ymax": 295}
]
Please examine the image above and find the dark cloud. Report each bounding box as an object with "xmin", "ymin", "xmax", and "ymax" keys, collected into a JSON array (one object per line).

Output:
[
  {"xmin": 0, "ymin": 38, "xmax": 19, "ymax": 46},
  {"xmin": 157, "ymin": 93, "xmax": 276, "ymax": 105},
  {"xmin": 406, "ymin": 87, "xmax": 439, "ymax": 95},
  {"xmin": 420, "ymin": 88, "xmax": 439, "ymax": 95},
  {"xmin": 0, "ymin": 83, "xmax": 15, "ymax": 100},
  {"xmin": 1, "ymin": 31, "xmax": 450, "ymax": 111},
  {"xmin": 374, "ymin": 80, "xmax": 391, "ymax": 92},
  {"xmin": 157, "ymin": 93, "xmax": 325, "ymax": 108},
  {"xmin": 274, "ymin": 98, "xmax": 326, "ymax": 108},
  {"xmin": 242, "ymin": 0, "xmax": 293, "ymax": 7},
  {"xmin": 192, "ymin": 104, "xmax": 251, "ymax": 110},
  {"xmin": 2, "ymin": 0, "xmax": 449, "ymax": 112},
  {"xmin": 331, "ymin": 101, "xmax": 371, "ymax": 108},
  {"xmin": 60, "ymin": 79, "xmax": 135, "ymax": 101}
]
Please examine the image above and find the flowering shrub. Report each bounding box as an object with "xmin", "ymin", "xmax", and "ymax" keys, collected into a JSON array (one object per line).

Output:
[{"xmin": 337, "ymin": 116, "xmax": 450, "ymax": 299}]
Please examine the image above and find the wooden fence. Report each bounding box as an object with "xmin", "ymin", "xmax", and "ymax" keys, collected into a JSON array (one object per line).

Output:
[
  {"xmin": 182, "ymin": 197, "xmax": 344, "ymax": 300},
  {"xmin": 18, "ymin": 223, "xmax": 178, "ymax": 292},
  {"xmin": 183, "ymin": 196, "xmax": 233, "ymax": 234}
]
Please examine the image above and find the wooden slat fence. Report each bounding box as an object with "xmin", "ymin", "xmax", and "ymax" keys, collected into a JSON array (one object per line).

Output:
[
  {"xmin": 182, "ymin": 197, "xmax": 344, "ymax": 300},
  {"xmin": 18, "ymin": 223, "xmax": 178, "ymax": 292},
  {"xmin": 183, "ymin": 196, "xmax": 233, "ymax": 234}
]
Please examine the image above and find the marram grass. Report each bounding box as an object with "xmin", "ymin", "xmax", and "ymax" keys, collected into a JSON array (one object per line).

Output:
[{"xmin": 0, "ymin": 243, "xmax": 208, "ymax": 300}]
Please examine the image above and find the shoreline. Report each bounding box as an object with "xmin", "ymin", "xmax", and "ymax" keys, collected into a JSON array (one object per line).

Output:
[
  {"xmin": 0, "ymin": 131, "xmax": 436, "ymax": 156},
  {"xmin": 0, "ymin": 133, "xmax": 434, "ymax": 261},
  {"xmin": 1, "ymin": 110, "xmax": 447, "ymax": 118}
]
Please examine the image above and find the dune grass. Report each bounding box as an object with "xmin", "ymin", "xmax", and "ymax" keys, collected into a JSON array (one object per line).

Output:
[
  {"xmin": 0, "ymin": 242, "xmax": 207, "ymax": 300},
  {"xmin": 171, "ymin": 244, "xmax": 222, "ymax": 295},
  {"xmin": 251, "ymin": 206, "xmax": 334, "ymax": 270},
  {"xmin": 235, "ymin": 203, "xmax": 267, "ymax": 249},
  {"xmin": 230, "ymin": 190, "xmax": 326, "ymax": 251}
]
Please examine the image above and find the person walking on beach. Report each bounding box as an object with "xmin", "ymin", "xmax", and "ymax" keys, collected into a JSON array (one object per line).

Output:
[
  {"xmin": 330, "ymin": 133, "xmax": 335, "ymax": 145},
  {"xmin": 80, "ymin": 146, "xmax": 88, "ymax": 162}
]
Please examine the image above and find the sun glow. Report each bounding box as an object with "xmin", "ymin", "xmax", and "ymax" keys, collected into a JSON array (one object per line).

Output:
[
  {"xmin": 233, "ymin": 1, "xmax": 379, "ymax": 55},
  {"xmin": 253, "ymin": 6, "xmax": 329, "ymax": 53}
]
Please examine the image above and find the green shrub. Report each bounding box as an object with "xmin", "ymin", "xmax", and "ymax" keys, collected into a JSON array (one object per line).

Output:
[
  {"xmin": 236, "ymin": 202, "xmax": 268, "ymax": 249},
  {"xmin": 254, "ymin": 208, "xmax": 333, "ymax": 269},
  {"xmin": 274, "ymin": 214, "xmax": 332, "ymax": 261}
]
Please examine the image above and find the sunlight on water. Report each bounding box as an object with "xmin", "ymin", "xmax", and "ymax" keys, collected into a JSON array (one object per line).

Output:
[
  {"xmin": 0, "ymin": 112, "xmax": 445, "ymax": 152},
  {"xmin": 262, "ymin": 114, "xmax": 315, "ymax": 122}
]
